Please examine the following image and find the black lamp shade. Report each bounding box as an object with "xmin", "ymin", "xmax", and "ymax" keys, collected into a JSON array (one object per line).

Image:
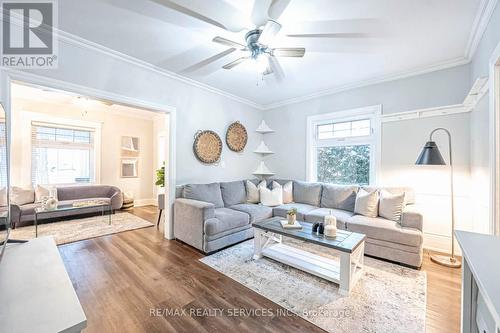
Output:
[{"xmin": 415, "ymin": 141, "xmax": 446, "ymax": 165}]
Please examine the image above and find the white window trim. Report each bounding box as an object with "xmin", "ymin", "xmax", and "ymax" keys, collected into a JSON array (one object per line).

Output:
[
  {"xmin": 306, "ymin": 105, "xmax": 382, "ymax": 185},
  {"xmin": 24, "ymin": 111, "xmax": 102, "ymax": 185}
]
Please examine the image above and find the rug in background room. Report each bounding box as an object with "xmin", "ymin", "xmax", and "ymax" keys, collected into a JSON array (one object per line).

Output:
[{"xmin": 10, "ymin": 212, "xmax": 153, "ymax": 245}]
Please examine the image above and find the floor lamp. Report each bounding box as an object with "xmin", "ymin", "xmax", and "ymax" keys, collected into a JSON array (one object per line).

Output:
[{"xmin": 415, "ymin": 127, "xmax": 461, "ymax": 268}]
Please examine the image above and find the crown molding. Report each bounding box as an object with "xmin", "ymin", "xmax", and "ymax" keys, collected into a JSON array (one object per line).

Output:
[
  {"xmin": 261, "ymin": 56, "xmax": 470, "ymax": 110},
  {"xmin": 55, "ymin": 30, "xmax": 264, "ymax": 110},
  {"xmin": 465, "ymin": 0, "xmax": 498, "ymax": 60}
]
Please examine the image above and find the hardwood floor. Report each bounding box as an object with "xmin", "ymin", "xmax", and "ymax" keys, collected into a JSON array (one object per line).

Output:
[{"xmin": 58, "ymin": 206, "xmax": 461, "ymax": 333}]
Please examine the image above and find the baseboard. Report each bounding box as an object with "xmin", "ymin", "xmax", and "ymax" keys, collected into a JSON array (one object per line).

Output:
[
  {"xmin": 423, "ymin": 232, "xmax": 462, "ymax": 256},
  {"xmin": 134, "ymin": 199, "xmax": 157, "ymax": 207}
]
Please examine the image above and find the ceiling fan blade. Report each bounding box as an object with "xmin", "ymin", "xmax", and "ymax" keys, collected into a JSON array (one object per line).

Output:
[
  {"xmin": 251, "ymin": 0, "xmax": 272, "ymax": 27},
  {"xmin": 272, "ymin": 48, "xmax": 305, "ymax": 57},
  {"xmin": 258, "ymin": 20, "xmax": 281, "ymax": 45},
  {"xmin": 268, "ymin": 56, "xmax": 285, "ymax": 81},
  {"xmin": 222, "ymin": 57, "xmax": 250, "ymax": 69},
  {"xmin": 154, "ymin": 0, "xmax": 249, "ymax": 32},
  {"xmin": 268, "ymin": 0, "xmax": 291, "ymax": 20},
  {"xmin": 182, "ymin": 48, "xmax": 236, "ymax": 73},
  {"xmin": 212, "ymin": 37, "xmax": 246, "ymax": 49},
  {"xmin": 286, "ymin": 33, "xmax": 373, "ymax": 38}
]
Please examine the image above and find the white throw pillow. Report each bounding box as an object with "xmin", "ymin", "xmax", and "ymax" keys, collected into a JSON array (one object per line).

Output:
[
  {"xmin": 282, "ymin": 181, "xmax": 293, "ymax": 204},
  {"xmin": 35, "ymin": 185, "xmax": 58, "ymax": 202},
  {"xmin": 246, "ymin": 180, "xmax": 265, "ymax": 203},
  {"xmin": 379, "ymin": 190, "xmax": 405, "ymax": 222},
  {"xmin": 0, "ymin": 187, "xmax": 7, "ymax": 206},
  {"xmin": 354, "ymin": 188, "xmax": 379, "ymax": 218},
  {"xmin": 10, "ymin": 186, "xmax": 35, "ymax": 206},
  {"xmin": 260, "ymin": 181, "xmax": 283, "ymax": 207}
]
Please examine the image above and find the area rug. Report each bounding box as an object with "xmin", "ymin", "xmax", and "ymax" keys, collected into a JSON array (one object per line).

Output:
[
  {"xmin": 200, "ymin": 238, "xmax": 426, "ymax": 333},
  {"xmin": 10, "ymin": 212, "xmax": 153, "ymax": 245}
]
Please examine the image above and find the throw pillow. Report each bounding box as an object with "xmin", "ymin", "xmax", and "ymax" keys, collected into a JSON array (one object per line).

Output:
[
  {"xmin": 260, "ymin": 181, "xmax": 283, "ymax": 207},
  {"xmin": 354, "ymin": 188, "xmax": 379, "ymax": 218},
  {"xmin": 379, "ymin": 190, "xmax": 406, "ymax": 222},
  {"xmin": 282, "ymin": 181, "xmax": 293, "ymax": 204},
  {"xmin": 0, "ymin": 187, "xmax": 6, "ymax": 206},
  {"xmin": 246, "ymin": 180, "xmax": 264, "ymax": 203},
  {"xmin": 10, "ymin": 186, "xmax": 35, "ymax": 206},
  {"xmin": 35, "ymin": 185, "xmax": 58, "ymax": 202}
]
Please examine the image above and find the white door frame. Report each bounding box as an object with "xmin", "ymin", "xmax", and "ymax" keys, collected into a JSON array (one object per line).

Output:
[
  {"xmin": 0, "ymin": 69, "xmax": 177, "ymax": 239},
  {"xmin": 489, "ymin": 41, "xmax": 500, "ymax": 236}
]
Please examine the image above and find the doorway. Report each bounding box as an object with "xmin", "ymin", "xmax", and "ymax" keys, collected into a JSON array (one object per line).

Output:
[{"xmin": 1, "ymin": 71, "xmax": 176, "ymax": 239}]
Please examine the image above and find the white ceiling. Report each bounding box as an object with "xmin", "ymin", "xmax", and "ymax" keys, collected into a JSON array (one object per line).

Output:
[
  {"xmin": 58, "ymin": 0, "xmax": 482, "ymax": 107},
  {"xmin": 12, "ymin": 83, "xmax": 163, "ymax": 120}
]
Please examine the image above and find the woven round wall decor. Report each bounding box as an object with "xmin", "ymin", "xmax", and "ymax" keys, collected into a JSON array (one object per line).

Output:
[
  {"xmin": 193, "ymin": 130, "xmax": 223, "ymax": 164},
  {"xmin": 226, "ymin": 121, "xmax": 248, "ymax": 152}
]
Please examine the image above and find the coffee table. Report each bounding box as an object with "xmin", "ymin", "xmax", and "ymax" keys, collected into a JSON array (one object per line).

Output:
[
  {"xmin": 34, "ymin": 201, "xmax": 112, "ymax": 237},
  {"xmin": 252, "ymin": 217, "xmax": 366, "ymax": 294}
]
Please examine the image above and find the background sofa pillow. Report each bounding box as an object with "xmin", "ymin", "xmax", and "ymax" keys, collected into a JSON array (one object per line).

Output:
[
  {"xmin": 246, "ymin": 180, "xmax": 264, "ymax": 203},
  {"xmin": 321, "ymin": 184, "xmax": 358, "ymax": 211},
  {"xmin": 183, "ymin": 183, "xmax": 224, "ymax": 208},
  {"xmin": 282, "ymin": 181, "xmax": 293, "ymax": 204},
  {"xmin": 293, "ymin": 181, "xmax": 322, "ymax": 206},
  {"xmin": 35, "ymin": 185, "xmax": 58, "ymax": 202},
  {"xmin": 379, "ymin": 190, "xmax": 406, "ymax": 222},
  {"xmin": 354, "ymin": 188, "xmax": 379, "ymax": 217},
  {"xmin": 220, "ymin": 181, "xmax": 246, "ymax": 207},
  {"xmin": 10, "ymin": 186, "xmax": 35, "ymax": 206},
  {"xmin": 260, "ymin": 181, "xmax": 283, "ymax": 207}
]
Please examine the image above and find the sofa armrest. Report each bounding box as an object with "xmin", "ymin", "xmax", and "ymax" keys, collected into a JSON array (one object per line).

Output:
[
  {"xmin": 174, "ymin": 198, "xmax": 215, "ymax": 251},
  {"xmin": 401, "ymin": 205, "xmax": 423, "ymax": 231},
  {"xmin": 9, "ymin": 204, "xmax": 21, "ymax": 228},
  {"xmin": 108, "ymin": 187, "xmax": 123, "ymax": 210}
]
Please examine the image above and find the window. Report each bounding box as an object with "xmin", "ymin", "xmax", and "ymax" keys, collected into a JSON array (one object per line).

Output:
[
  {"xmin": 307, "ymin": 106, "xmax": 381, "ymax": 185},
  {"xmin": 31, "ymin": 123, "xmax": 95, "ymax": 185}
]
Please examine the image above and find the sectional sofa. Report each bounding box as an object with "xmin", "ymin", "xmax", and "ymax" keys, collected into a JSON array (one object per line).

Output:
[{"xmin": 174, "ymin": 179, "xmax": 424, "ymax": 267}]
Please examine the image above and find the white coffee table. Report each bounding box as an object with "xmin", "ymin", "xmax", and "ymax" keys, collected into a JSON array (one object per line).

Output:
[{"xmin": 253, "ymin": 217, "xmax": 366, "ymax": 295}]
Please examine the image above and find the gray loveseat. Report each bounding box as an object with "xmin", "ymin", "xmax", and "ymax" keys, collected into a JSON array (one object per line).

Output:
[
  {"xmin": 11, "ymin": 185, "xmax": 123, "ymax": 228},
  {"xmin": 174, "ymin": 180, "xmax": 424, "ymax": 267}
]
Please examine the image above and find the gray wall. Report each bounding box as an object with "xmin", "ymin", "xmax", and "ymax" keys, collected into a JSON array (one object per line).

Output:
[
  {"xmin": 263, "ymin": 64, "xmax": 473, "ymax": 251},
  {"xmin": 0, "ymin": 39, "xmax": 263, "ymax": 186}
]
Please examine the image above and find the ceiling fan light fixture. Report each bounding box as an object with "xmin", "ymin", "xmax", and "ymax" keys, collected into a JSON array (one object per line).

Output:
[{"xmin": 255, "ymin": 53, "xmax": 269, "ymax": 74}]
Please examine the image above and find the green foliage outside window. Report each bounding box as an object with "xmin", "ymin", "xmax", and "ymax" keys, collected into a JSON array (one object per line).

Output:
[{"xmin": 317, "ymin": 145, "xmax": 370, "ymax": 185}]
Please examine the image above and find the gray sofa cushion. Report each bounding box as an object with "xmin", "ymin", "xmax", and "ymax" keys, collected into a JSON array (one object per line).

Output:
[
  {"xmin": 273, "ymin": 203, "xmax": 317, "ymax": 220},
  {"xmin": 293, "ymin": 181, "xmax": 322, "ymax": 206},
  {"xmin": 230, "ymin": 203, "xmax": 273, "ymax": 223},
  {"xmin": 183, "ymin": 183, "xmax": 224, "ymax": 208},
  {"xmin": 346, "ymin": 215, "xmax": 423, "ymax": 247},
  {"xmin": 204, "ymin": 208, "xmax": 250, "ymax": 236},
  {"xmin": 363, "ymin": 186, "xmax": 415, "ymax": 205},
  {"xmin": 220, "ymin": 181, "xmax": 246, "ymax": 207},
  {"xmin": 320, "ymin": 184, "xmax": 358, "ymax": 211},
  {"xmin": 304, "ymin": 208, "xmax": 354, "ymax": 228}
]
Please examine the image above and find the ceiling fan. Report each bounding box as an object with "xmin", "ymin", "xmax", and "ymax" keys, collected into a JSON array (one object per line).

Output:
[{"xmin": 156, "ymin": 0, "xmax": 380, "ymax": 81}]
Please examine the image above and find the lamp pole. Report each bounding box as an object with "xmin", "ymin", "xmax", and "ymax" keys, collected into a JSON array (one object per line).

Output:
[{"xmin": 429, "ymin": 128, "xmax": 458, "ymax": 263}]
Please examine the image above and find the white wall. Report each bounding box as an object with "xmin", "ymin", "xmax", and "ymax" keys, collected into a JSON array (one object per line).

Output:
[
  {"xmin": 10, "ymin": 98, "xmax": 164, "ymax": 203},
  {"xmin": 469, "ymin": 1, "xmax": 500, "ymax": 234},
  {"xmin": 0, "ymin": 37, "xmax": 263, "ymax": 186},
  {"xmin": 263, "ymin": 64, "xmax": 473, "ymax": 252}
]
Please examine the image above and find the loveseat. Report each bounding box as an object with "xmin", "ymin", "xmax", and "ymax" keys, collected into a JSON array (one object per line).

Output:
[
  {"xmin": 174, "ymin": 179, "xmax": 424, "ymax": 267},
  {"xmin": 10, "ymin": 185, "xmax": 123, "ymax": 228}
]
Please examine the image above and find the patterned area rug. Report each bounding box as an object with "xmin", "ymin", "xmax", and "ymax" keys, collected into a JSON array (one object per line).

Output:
[
  {"xmin": 201, "ymin": 238, "xmax": 426, "ymax": 333},
  {"xmin": 10, "ymin": 212, "xmax": 153, "ymax": 245}
]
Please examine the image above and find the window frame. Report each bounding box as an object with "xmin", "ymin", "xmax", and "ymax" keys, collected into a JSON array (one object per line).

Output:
[
  {"xmin": 306, "ymin": 105, "xmax": 382, "ymax": 185},
  {"xmin": 24, "ymin": 112, "xmax": 102, "ymax": 186}
]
